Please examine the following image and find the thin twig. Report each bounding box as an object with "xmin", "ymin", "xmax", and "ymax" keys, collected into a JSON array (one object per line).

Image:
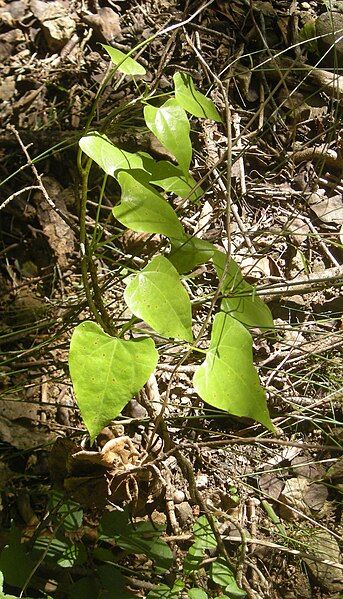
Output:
[
  {"xmin": 8, "ymin": 126, "xmax": 77, "ymax": 234},
  {"xmin": 0, "ymin": 186, "xmax": 41, "ymax": 211}
]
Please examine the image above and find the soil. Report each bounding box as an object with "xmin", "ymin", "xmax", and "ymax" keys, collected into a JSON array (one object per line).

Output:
[{"xmin": 0, "ymin": 1, "xmax": 342, "ymax": 598}]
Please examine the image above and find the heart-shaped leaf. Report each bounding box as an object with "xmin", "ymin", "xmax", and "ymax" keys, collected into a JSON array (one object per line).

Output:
[
  {"xmin": 144, "ymin": 99, "xmax": 192, "ymax": 176},
  {"xmin": 193, "ymin": 312, "xmax": 274, "ymax": 430},
  {"xmin": 102, "ymin": 45, "xmax": 146, "ymax": 76},
  {"xmin": 79, "ymin": 133, "xmax": 147, "ymax": 177},
  {"xmin": 149, "ymin": 160, "xmax": 202, "ymax": 201},
  {"xmin": 114, "ymin": 170, "xmax": 184, "ymax": 238},
  {"xmin": 210, "ymin": 559, "xmax": 246, "ymax": 597},
  {"xmin": 188, "ymin": 589, "xmax": 209, "ymax": 599},
  {"xmin": 169, "ymin": 236, "xmax": 215, "ymax": 274},
  {"xmin": 69, "ymin": 322, "xmax": 158, "ymax": 442},
  {"xmin": 173, "ymin": 72, "xmax": 222, "ymax": 122},
  {"xmin": 213, "ymin": 251, "xmax": 274, "ymax": 330},
  {"xmin": 124, "ymin": 256, "xmax": 193, "ymax": 342}
]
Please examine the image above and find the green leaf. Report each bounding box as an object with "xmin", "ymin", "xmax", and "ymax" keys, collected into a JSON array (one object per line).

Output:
[
  {"xmin": 169, "ymin": 236, "xmax": 215, "ymax": 274},
  {"xmin": 114, "ymin": 170, "xmax": 184, "ymax": 238},
  {"xmin": 97, "ymin": 564, "xmax": 135, "ymax": 598},
  {"xmin": 193, "ymin": 312, "xmax": 274, "ymax": 430},
  {"xmin": 188, "ymin": 589, "xmax": 209, "ymax": 599},
  {"xmin": 213, "ymin": 251, "xmax": 274, "ymax": 330},
  {"xmin": 102, "ymin": 45, "xmax": 146, "ymax": 76},
  {"xmin": 298, "ymin": 21, "xmax": 318, "ymax": 53},
  {"xmin": 49, "ymin": 492, "xmax": 83, "ymax": 531},
  {"xmin": 0, "ymin": 570, "xmax": 37, "ymax": 599},
  {"xmin": 124, "ymin": 256, "xmax": 193, "ymax": 342},
  {"xmin": 100, "ymin": 508, "xmax": 130, "ymax": 539},
  {"xmin": 0, "ymin": 570, "xmax": 36, "ymax": 599},
  {"xmin": 173, "ymin": 72, "xmax": 221, "ymax": 122},
  {"xmin": 184, "ymin": 516, "xmax": 217, "ymax": 574},
  {"xmin": 183, "ymin": 543, "xmax": 204, "ymax": 574},
  {"xmin": 33, "ymin": 536, "xmax": 70, "ymax": 563},
  {"xmin": 149, "ymin": 161, "xmax": 202, "ymax": 201},
  {"xmin": 210, "ymin": 559, "xmax": 246, "ymax": 598},
  {"xmin": 0, "ymin": 529, "xmax": 34, "ymax": 589},
  {"xmin": 79, "ymin": 133, "xmax": 147, "ymax": 177},
  {"xmin": 68, "ymin": 576, "xmax": 100, "ymax": 599},
  {"xmin": 147, "ymin": 580, "xmax": 184, "ymax": 599},
  {"xmin": 69, "ymin": 321, "xmax": 158, "ymax": 442},
  {"xmin": 58, "ymin": 543, "xmax": 87, "ymax": 568},
  {"xmin": 116, "ymin": 522, "xmax": 174, "ymax": 572},
  {"xmin": 193, "ymin": 516, "xmax": 217, "ymax": 550},
  {"xmin": 130, "ymin": 154, "xmax": 202, "ymax": 201},
  {"xmin": 144, "ymin": 98, "xmax": 192, "ymax": 176}
]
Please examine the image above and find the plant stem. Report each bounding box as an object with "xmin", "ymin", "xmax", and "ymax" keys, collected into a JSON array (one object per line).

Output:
[{"xmin": 79, "ymin": 157, "xmax": 113, "ymax": 333}]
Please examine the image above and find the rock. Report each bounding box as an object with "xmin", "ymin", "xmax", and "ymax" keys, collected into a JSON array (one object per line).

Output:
[
  {"xmin": 304, "ymin": 529, "xmax": 343, "ymax": 593},
  {"xmin": 0, "ymin": 0, "xmax": 27, "ymax": 23},
  {"xmin": 0, "ymin": 76, "xmax": 16, "ymax": 101},
  {"xmin": 175, "ymin": 501, "xmax": 193, "ymax": 528},
  {"xmin": 195, "ymin": 473, "xmax": 208, "ymax": 489},
  {"xmin": 316, "ymin": 11, "xmax": 343, "ymax": 69},
  {"xmin": 83, "ymin": 8, "xmax": 122, "ymax": 42},
  {"xmin": 173, "ymin": 490, "xmax": 185, "ymax": 504},
  {"xmin": 30, "ymin": 0, "xmax": 75, "ymax": 52}
]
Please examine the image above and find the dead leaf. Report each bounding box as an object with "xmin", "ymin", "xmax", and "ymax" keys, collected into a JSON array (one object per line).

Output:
[
  {"xmin": 33, "ymin": 177, "xmax": 75, "ymax": 268},
  {"xmin": 326, "ymin": 457, "xmax": 343, "ymax": 480},
  {"xmin": 303, "ymin": 483, "xmax": 328, "ymax": 511},
  {"xmin": 0, "ymin": 415, "xmax": 56, "ymax": 450},
  {"xmin": 288, "ymin": 218, "xmax": 310, "ymax": 246},
  {"xmin": 241, "ymin": 255, "xmax": 271, "ymax": 280},
  {"xmin": 309, "ymin": 193, "xmax": 343, "ymax": 225},
  {"xmin": 279, "ymin": 477, "xmax": 311, "ymax": 520},
  {"xmin": 259, "ymin": 472, "xmax": 284, "ymax": 500},
  {"xmin": 71, "ymin": 436, "xmax": 139, "ymax": 471},
  {"xmin": 291, "ymin": 453, "xmax": 325, "ymax": 479}
]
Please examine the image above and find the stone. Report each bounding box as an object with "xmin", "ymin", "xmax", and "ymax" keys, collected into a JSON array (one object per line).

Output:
[
  {"xmin": 30, "ymin": 0, "xmax": 75, "ymax": 52},
  {"xmin": 175, "ymin": 501, "xmax": 193, "ymax": 528},
  {"xmin": 304, "ymin": 529, "xmax": 343, "ymax": 593},
  {"xmin": 173, "ymin": 490, "xmax": 185, "ymax": 504},
  {"xmin": 83, "ymin": 8, "xmax": 122, "ymax": 42},
  {"xmin": 316, "ymin": 11, "xmax": 343, "ymax": 69},
  {"xmin": 0, "ymin": 76, "xmax": 15, "ymax": 101},
  {"xmin": 0, "ymin": 0, "xmax": 27, "ymax": 22}
]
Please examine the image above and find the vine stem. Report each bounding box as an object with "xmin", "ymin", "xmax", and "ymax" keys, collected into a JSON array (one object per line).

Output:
[
  {"xmin": 76, "ymin": 0, "xmax": 216, "ymax": 337},
  {"xmin": 146, "ymin": 42, "xmax": 235, "ymax": 453},
  {"xmin": 79, "ymin": 157, "xmax": 115, "ymax": 333}
]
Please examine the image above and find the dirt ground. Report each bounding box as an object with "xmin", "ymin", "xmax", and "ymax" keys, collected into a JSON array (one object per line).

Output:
[{"xmin": 0, "ymin": 1, "xmax": 343, "ymax": 598}]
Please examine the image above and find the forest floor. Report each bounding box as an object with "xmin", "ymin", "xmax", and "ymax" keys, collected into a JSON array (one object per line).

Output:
[{"xmin": 0, "ymin": 1, "xmax": 343, "ymax": 598}]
